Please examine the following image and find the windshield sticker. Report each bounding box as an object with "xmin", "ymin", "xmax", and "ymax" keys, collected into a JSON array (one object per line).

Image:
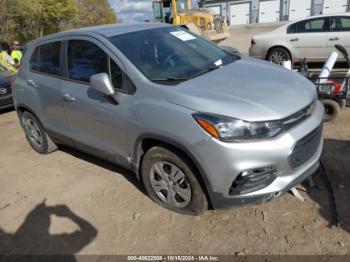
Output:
[
  {"xmin": 214, "ymin": 59, "xmax": 223, "ymax": 67},
  {"xmin": 170, "ymin": 31, "xmax": 196, "ymax": 41}
]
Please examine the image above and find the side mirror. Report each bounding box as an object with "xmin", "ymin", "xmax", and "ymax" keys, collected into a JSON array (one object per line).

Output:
[
  {"xmin": 335, "ymin": 44, "xmax": 349, "ymax": 60},
  {"xmin": 90, "ymin": 73, "xmax": 115, "ymax": 96}
]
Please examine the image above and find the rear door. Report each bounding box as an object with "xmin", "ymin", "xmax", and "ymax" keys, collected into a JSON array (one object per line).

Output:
[
  {"xmin": 26, "ymin": 41, "xmax": 71, "ymax": 143},
  {"xmin": 61, "ymin": 38, "xmax": 131, "ymax": 166},
  {"xmin": 287, "ymin": 17, "xmax": 329, "ymax": 60},
  {"xmin": 326, "ymin": 16, "xmax": 350, "ymax": 59}
]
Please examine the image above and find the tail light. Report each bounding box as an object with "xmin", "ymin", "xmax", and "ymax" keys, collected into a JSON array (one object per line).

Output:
[{"xmin": 251, "ymin": 39, "xmax": 256, "ymax": 45}]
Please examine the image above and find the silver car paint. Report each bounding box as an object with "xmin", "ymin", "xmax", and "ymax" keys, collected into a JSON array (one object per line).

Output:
[{"xmin": 13, "ymin": 23, "xmax": 324, "ymax": 208}]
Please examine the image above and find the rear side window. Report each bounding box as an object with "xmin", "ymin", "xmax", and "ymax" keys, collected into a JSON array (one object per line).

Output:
[
  {"xmin": 67, "ymin": 40, "xmax": 108, "ymax": 83},
  {"xmin": 288, "ymin": 18, "xmax": 328, "ymax": 34},
  {"xmin": 330, "ymin": 16, "xmax": 350, "ymax": 32},
  {"xmin": 30, "ymin": 42, "xmax": 61, "ymax": 76}
]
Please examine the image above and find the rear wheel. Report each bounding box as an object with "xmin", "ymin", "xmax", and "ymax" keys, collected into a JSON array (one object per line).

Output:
[
  {"xmin": 141, "ymin": 146, "xmax": 208, "ymax": 215},
  {"xmin": 267, "ymin": 47, "xmax": 291, "ymax": 65},
  {"xmin": 321, "ymin": 99, "xmax": 341, "ymax": 122},
  {"xmin": 22, "ymin": 111, "xmax": 58, "ymax": 154}
]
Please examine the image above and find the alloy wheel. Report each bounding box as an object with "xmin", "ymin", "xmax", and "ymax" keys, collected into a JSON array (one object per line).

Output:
[
  {"xmin": 149, "ymin": 161, "xmax": 192, "ymax": 208},
  {"xmin": 25, "ymin": 118, "xmax": 44, "ymax": 148},
  {"xmin": 270, "ymin": 50, "xmax": 288, "ymax": 65}
]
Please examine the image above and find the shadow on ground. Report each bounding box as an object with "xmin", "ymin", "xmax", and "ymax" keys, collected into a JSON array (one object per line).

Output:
[
  {"xmin": 306, "ymin": 139, "xmax": 350, "ymax": 233},
  {"xmin": 0, "ymin": 107, "xmax": 15, "ymax": 114},
  {"xmin": 0, "ymin": 201, "xmax": 97, "ymax": 260},
  {"xmin": 59, "ymin": 146, "xmax": 147, "ymax": 196}
]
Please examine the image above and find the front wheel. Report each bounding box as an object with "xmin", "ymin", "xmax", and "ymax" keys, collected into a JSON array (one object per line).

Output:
[
  {"xmin": 141, "ymin": 146, "xmax": 208, "ymax": 215},
  {"xmin": 267, "ymin": 47, "xmax": 291, "ymax": 65}
]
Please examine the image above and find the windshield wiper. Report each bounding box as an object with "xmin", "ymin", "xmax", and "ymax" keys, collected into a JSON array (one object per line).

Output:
[
  {"xmin": 151, "ymin": 76, "xmax": 189, "ymax": 82},
  {"xmin": 190, "ymin": 65, "xmax": 220, "ymax": 79},
  {"xmin": 151, "ymin": 65, "xmax": 220, "ymax": 83}
]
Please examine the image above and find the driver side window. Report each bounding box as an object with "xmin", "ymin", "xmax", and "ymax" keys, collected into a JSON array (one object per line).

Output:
[{"xmin": 67, "ymin": 40, "xmax": 123, "ymax": 90}]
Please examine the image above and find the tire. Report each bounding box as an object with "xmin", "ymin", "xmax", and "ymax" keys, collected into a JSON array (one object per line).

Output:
[
  {"xmin": 141, "ymin": 146, "xmax": 208, "ymax": 215},
  {"xmin": 22, "ymin": 111, "xmax": 58, "ymax": 154},
  {"xmin": 321, "ymin": 99, "xmax": 341, "ymax": 122},
  {"xmin": 267, "ymin": 47, "xmax": 291, "ymax": 65},
  {"xmin": 338, "ymin": 99, "xmax": 346, "ymax": 109}
]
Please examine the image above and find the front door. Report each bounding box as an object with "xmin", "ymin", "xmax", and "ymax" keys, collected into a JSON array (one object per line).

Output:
[{"xmin": 61, "ymin": 38, "xmax": 131, "ymax": 166}]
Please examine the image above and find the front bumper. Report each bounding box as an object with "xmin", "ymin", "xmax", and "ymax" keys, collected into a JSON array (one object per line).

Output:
[
  {"xmin": 0, "ymin": 84, "xmax": 14, "ymax": 110},
  {"xmin": 193, "ymin": 102, "xmax": 324, "ymax": 209},
  {"xmin": 0, "ymin": 94, "xmax": 13, "ymax": 110}
]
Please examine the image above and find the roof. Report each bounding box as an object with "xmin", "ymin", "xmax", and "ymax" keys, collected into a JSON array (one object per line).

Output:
[
  {"xmin": 30, "ymin": 23, "xmax": 172, "ymax": 45},
  {"xmin": 284, "ymin": 12, "xmax": 350, "ymax": 26}
]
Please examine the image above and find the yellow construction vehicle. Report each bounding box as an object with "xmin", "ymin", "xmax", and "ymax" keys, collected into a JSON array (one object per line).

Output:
[{"xmin": 152, "ymin": 0, "xmax": 230, "ymax": 43}]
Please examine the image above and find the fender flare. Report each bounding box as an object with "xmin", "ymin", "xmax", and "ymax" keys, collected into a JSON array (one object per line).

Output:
[{"xmin": 133, "ymin": 133, "xmax": 214, "ymax": 205}]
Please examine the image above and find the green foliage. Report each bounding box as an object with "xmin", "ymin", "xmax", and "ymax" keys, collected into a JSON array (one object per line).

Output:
[
  {"xmin": 76, "ymin": 0, "xmax": 117, "ymax": 28},
  {"xmin": 0, "ymin": 0, "xmax": 117, "ymax": 44}
]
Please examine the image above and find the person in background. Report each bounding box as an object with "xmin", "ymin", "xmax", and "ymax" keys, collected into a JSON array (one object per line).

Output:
[
  {"xmin": 0, "ymin": 42, "xmax": 17, "ymax": 72},
  {"xmin": 11, "ymin": 41, "xmax": 23, "ymax": 68}
]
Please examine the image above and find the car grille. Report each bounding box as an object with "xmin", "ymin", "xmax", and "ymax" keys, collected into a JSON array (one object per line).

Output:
[
  {"xmin": 0, "ymin": 96, "xmax": 13, "ymax": 107},
  {"xmin": 282, "ymin": 99, "xmax": 316, "ymax": 130},
  {"xmin": 0, "ymin": 85, "xmax": 12, "ymax": 96},
  {"xmin": 288, "ymin": 125, "xmax": 323, "ymax": 169},
  {"xmin": 0, "ymin": 85, "xmax": 13, "ymax": 107}
]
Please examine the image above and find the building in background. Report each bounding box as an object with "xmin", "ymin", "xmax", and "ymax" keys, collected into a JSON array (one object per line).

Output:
[{"xmin": 201, "ymin": 0, "xmax": 350, "ymax": 25}]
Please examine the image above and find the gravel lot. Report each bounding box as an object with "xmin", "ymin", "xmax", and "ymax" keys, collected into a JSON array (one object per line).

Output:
[{"xmin": 0, "ymin": 25, "xmax": 349, "ymax": 256}]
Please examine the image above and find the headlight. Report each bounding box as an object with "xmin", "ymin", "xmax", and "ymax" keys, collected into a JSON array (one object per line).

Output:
[{"xmin": 193, "ymin": 113, "xmax": 284, "ymax": 142}]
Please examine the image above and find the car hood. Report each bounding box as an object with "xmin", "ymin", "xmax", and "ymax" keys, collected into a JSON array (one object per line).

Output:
[{"xmin": 161, "ymin": 57, "xmax": 316, "ymax": 122}]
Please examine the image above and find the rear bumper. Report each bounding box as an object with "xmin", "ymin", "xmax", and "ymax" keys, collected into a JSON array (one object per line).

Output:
[{"xmin": 248, "ymin": 45, "xmax": 266, "ymax": 59}]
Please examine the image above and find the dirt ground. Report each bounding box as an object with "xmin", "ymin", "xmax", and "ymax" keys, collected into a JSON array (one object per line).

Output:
[
  {"xmin": 220, "ymin": 24, "xmax": 282, "ymax": 55},
  {"xmin": 0, "ymin": 25, "xmax": 350, "ymax": 256}
]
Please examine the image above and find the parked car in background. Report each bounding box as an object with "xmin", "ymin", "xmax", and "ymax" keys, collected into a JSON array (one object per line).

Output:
[
  {"xmin": 249, "ymin": 13, "xmax": 350, "ymax": 65},
  {"xmin": 0, "ymin": 70, "xmax": 16, "ymax": 110},
  {"xmin": 13, "ymin": 23, "xmax": 324, "ymax": 215}
]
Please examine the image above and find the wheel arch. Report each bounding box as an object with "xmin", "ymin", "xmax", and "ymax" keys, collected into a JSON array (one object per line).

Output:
[
  {"xmin": 133, "ymin": 134, "xmax": 214, "ymax": 208},
  {"xmin": 16, "ymin": 103, "xmax": 42, "ymax": 128},
  {"xmin": 266, "ymin": 45, "xmax": 293, "ymax": 61}
]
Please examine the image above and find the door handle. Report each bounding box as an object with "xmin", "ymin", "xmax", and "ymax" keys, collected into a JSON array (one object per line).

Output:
[
  {"xmin": 27, "ymin": 80, "xmax": 37, "ymax": 87},
  {"xmin": 290, "ymin": 38, "xmax": 299, "ymax": 42},
  {"xmin": 329, "ymin": 37, "xmax": 339, "ymax": 41},
  {"xmin": 63, "ymin": 93, "xmax": 76, "ymax": 103}
]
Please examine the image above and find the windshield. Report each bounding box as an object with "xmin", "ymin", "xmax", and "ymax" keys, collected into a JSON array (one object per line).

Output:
[{"xmin": 109, "ymin": 27, "xmax": 238, "ymax": 84}]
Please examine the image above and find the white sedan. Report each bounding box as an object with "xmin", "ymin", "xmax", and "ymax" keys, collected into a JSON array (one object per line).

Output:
[{"xmin": 249, "ymin": 13, "xmax": 350, "ymax": 64}]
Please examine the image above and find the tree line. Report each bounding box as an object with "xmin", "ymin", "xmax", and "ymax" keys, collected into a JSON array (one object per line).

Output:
[{"xmin": 0, "ymin": 0, "xmax": 117, "ymax": 44}]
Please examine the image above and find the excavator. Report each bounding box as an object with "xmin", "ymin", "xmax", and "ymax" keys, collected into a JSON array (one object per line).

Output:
[{"xmin": 152, "ymin": 0, "xmax": 230, "ymax": 43}]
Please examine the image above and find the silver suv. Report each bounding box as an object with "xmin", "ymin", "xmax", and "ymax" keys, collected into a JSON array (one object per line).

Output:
[{"xmin": 13, "ymin": 23, "xmax": 324, "ymax": 215}]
